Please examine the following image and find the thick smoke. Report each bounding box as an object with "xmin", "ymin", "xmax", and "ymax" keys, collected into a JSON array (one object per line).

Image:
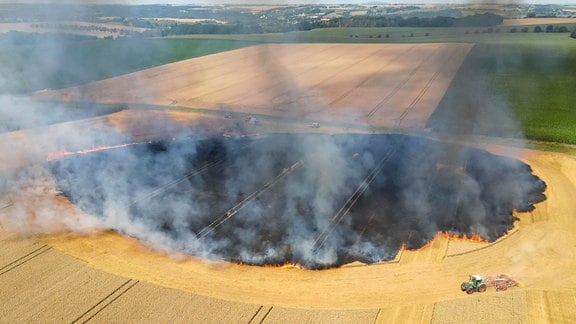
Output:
[
  {"xmin": 0, "ymin": 2, "xmax": 549, "ymax": 270},
  {"xmin": 47, "ymin": 134, "xmax": 546, "ymax": 269}
]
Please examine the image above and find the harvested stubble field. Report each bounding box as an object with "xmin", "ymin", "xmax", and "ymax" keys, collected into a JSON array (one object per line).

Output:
[
  {"xmin": 2, "ymin": 43, "xmax": 576, "ymax": 322},
  {"xmin": 502, "ymin": 18, "xmax": 576, "ymax": 26}
]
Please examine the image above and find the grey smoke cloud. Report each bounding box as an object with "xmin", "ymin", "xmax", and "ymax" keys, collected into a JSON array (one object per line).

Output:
[
  {"xmin": 0, "ymin": 1, "xmax": 548, "ymax": 270},
  {"xmin": 43, "ymin": 134, "xmax": 546, "ymax": 268}
]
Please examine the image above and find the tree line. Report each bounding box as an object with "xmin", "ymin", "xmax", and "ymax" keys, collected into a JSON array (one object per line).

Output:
[
  {"xmin": 320, "ymin": 13, "xmax": 503, "ymax": 29},
  {"xmin": 158, "ymin": 13, "xmax": 504, "ymax": 36},
  {"xmin": 31, "ymin": 23, "xmax": 133, "ymax": 35},
  {"xmin": 510, "ymin": 25, "xmax": 572, "ymax": 33}
]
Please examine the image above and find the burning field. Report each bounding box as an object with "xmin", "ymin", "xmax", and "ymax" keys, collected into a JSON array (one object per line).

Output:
[
  {"xmin": 47, "ymin": 133, "xmax": 545, "ymax": 269},
  {"xmin": 2, "ymin": 40, "xmax": 576, "ymax": 321}
]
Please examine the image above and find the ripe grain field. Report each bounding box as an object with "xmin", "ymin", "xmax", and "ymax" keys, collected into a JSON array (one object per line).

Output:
[
  {"xmin": 3, "ymin": 23, "xmax": 576, "ymax": 323},
  {"xmin": 35, "ymin": 43, "xmax": 473, "ymax": 131}
]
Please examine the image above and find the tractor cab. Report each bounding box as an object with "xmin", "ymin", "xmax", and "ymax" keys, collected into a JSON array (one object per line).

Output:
[
  {"xmin": 461, "ymin": 274, "xmax": 487, "ymax": 294},
  {"xmin": 471, "ymin": 274, "xmax": 483, "ymax": 283}
]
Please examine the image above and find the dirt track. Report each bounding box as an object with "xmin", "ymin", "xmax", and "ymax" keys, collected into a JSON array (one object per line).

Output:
[{"xmin": 3, "ymin": 43, "xmax": 576, "ymax": 322}]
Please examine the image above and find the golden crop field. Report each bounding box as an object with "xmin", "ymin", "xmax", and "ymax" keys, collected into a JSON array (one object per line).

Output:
[
  {"xmin": 3, "ymin": 43, "xmax": 576, "ymax": 322},
  {"xmin": 35, "ymin": 43, "xmax": 472, "ymax": 130}
]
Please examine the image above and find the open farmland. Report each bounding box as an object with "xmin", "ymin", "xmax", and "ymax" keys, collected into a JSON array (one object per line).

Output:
[
  {"xmin": 502, "ymin": 18, "xmax": 576, "ymax": 26},
  {"xmin": 2, "ymin": 40, "xmax": 576, "ymax": 323},
  {"xmin": 0, "ymin": 21, "xmax": 147, "ymax": 38},
  {"xmin": 429, "ymin": 36, "xmax": 576, "ymax": 145},
  {"xmin": 0, "ymin": 38, "xmax": 257, "ymax": 94},
  {"xmin": 35, "ymin": 43, "xmax": 473, "ymax": 130},
  {"xmin": 1, "ymin": 109, "xmax": 576, "ymax": 322}
]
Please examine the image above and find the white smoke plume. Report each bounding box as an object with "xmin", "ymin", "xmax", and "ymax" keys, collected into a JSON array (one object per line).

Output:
[{"xmin": 0, "ymin": 2, "xmax": 548, "ymax": 269}]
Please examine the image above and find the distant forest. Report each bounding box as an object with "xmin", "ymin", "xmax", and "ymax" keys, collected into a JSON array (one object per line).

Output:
[{"xmin": 313, "ymin": 13, "xmax": 504, "ymax": 29}]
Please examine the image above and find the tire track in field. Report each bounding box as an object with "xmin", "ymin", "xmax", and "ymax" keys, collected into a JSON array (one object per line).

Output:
[
  {"xmin": 328, "ymin": 44, "xmax": 417, "ymax": 107},
  {"xmin": 289, "ymin": 45, "xmax": 414, "ymax": 108},
  {"xmin": 249, "ymin": 305, "xmax": 273, "ymax": 324},
  {"xmin": 365, "ymin": 44, "xmax": 441, "ymax": 119},
  {"xmin": 187, "ymin": 45, "xmax": 336, "ymax": 105},
  {"xmin": 0, "ymin": 245, "xmax": 51, "ymax": 276},
  {"xmin": 224, "ymin": 45, "xmax": 339, "ymax": 106},
  {"xmin": 195, "ymin": 159, "xmax": 304, "ymax": 239},
  {"xmin": 310, "ymin": 144, "xmax": 398, "ymax": 261},
  {"xmin": 72, "ymin": 279, "xmax": 139, "ymax": 323},
  {"xmin": 0, "ymin": 200, "xmax": 12, "ymax": 212},
  {"xmin": 394, "ymin": 45, "xmax": 468, "ymax": 128},
  {"xmin": 128, "ymin": 46, "xmax": 265, "ymax": 102},
  {"xmin": 265, "ymin": 46, "xmax": 381, "ymax": 106}
]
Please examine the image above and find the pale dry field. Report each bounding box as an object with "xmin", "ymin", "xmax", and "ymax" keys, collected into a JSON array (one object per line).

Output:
[
  {"xmin": 145, "ymin": 18, "xmax": 226, "ymax": 24},
  {"xmin": 502, "ymin": 18, "xmax": 576, "ymax": 26},
  {"xmin": 2, "ymin": 43, "xmax": 576, "ymax": 322},
  {"xmin": 34, "ymin": 43, "xmax": 473, "ymax": 130}
]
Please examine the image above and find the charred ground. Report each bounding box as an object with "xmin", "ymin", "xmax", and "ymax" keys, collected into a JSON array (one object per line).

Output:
[{"xmin": 48, "ymin": 133, "xmax": 546, "ymax": 269}]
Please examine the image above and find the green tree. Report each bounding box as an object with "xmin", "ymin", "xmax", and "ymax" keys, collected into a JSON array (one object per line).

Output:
[{"xmin": 534, "ymin": 25, "xmax": 543, "ymax": 33}]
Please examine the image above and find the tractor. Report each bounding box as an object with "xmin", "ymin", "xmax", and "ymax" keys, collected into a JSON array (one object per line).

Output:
[{"xmin": 460, "ymin": 275, "xmax": 487, "ymax": 294}]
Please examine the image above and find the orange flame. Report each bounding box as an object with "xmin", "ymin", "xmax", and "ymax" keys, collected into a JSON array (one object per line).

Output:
[
  {"xmin": 233, "ymin": 261, "xmax": 308, "ymax": 270},
  {"xmin": 437, "ymin": 231, "xmax": 489, "ymax": 243},
  {"xmin": 399, "ymin": 241, "xmax": 407, "ymax": 251},
  {"xmin": 46, "ymin": 142, "xmax": 150, "ymax": 161},
  {"xmin": 406, "ymin": 231, "xmax": 489, "ymax": 251},
  {"xmin": 269, "ymin": 262, "xmax": 306, "ymax": 270}
]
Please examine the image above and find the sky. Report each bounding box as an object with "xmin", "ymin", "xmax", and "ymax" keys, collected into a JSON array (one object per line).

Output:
[{"xmin": 1, "ymin": 0, "xmax": 575, "ymax": 5}]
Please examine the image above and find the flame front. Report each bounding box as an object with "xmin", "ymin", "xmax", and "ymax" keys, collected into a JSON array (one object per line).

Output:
[
  {"xmin": 46, "ymin": 142, "xmax": 149, "ymax": 161},
  {"xmin": 437, "ymin": 231, "xmax": 489, "ymax": 243}
]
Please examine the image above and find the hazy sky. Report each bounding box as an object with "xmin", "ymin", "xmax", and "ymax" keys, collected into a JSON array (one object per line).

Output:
[{"xmin": 2, "ymin": 0, "xmax": 575, "ymax": 5}]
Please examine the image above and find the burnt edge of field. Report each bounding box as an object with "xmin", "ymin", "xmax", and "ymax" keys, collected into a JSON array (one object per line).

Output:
[{"xmin": 47, "ymin": 133, "xmax": 546, "ymax": 269}]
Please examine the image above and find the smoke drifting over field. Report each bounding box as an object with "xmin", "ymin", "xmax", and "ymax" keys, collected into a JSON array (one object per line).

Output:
[
  {"xmin": 47, "ymin": 134, "xmax": 545, "ymax": 269},
  {"xmin": 0, "ymin": 2, "xmax": 551, "ymax": 270}
]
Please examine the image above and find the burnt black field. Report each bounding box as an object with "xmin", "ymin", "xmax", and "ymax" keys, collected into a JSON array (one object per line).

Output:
[{"xmin": 48, "ymin": 133, "xmax": 546, "ymax": 269}]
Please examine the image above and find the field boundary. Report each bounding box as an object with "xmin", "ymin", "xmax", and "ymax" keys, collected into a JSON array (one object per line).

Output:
[{"xmin": 445, "ymin": 227, "xmax": 519, "ymax": 258}]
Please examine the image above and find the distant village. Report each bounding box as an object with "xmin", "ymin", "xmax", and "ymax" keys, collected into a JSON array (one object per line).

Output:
[{"xmin": 0, "ymin": 3, "xmax": 575, "ymax": 38}]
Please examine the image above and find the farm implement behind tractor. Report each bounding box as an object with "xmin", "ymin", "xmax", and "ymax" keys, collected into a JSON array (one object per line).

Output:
[{"xmin": 461, "ymin": 274, "xmax": 520, "ymax": 294}]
